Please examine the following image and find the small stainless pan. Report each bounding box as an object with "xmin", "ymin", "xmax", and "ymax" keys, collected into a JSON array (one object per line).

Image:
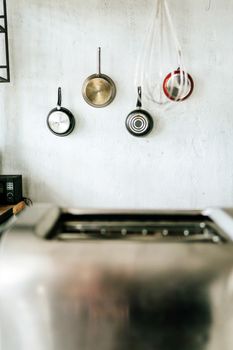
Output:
[
  {"xmin": 82, "ymin": 47, "xmax": 116, "ymax": 108},
  {"xmin": 126, "ymin": 87, "xmax": 154, "ymax": 137},
  {"xmin": 47, "ymin": 87, "xmax": 75, "ymax": 137}
]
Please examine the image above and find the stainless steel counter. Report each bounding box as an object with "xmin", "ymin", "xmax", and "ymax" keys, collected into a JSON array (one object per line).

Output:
[{"xmin": 0, "ymin": 205, "xmax": 233, "ymax": 350}]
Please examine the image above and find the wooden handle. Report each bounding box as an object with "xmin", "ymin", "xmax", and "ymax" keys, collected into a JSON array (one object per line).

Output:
[{"xmin": 13, "ymin": 201, "xmax": 26, "ymax": 215}]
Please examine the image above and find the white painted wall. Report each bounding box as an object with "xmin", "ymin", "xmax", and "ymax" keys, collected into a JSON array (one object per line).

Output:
[{"xmin": 0, "ymin": 0, "xmax": 233, "ymax": 209}]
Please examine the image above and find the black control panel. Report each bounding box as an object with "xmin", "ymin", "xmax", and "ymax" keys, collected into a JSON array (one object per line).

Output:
[{"xmin": 0, "ymin": 175, "xmax": 23, "ymax": 205}]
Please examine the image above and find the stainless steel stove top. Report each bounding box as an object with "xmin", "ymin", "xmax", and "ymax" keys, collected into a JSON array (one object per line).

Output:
[{"xmin": 1, "ymin": 205, "xmax": 233, "ymax": 350}]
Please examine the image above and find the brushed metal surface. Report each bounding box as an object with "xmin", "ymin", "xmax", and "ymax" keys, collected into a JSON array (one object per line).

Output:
[
  {"xmin": 82, "ymin": 74, "xmax": 116, "ymax": 108},
  {"xmin": 1, "ymin": 205, "xmax": 233, "ymax": 350}
]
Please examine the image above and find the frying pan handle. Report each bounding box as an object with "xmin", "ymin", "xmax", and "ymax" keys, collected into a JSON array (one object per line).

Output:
[
  {"xmin": 97, "ymin": 47, "xmax": 101, "ymax": 76},
  {"xmin": 136, "ymin": 86, "xmax": 142, "ymax": 108},
  {"xmin": 57, "ymin": 87, "xmax": 62, "ymax": 110}
]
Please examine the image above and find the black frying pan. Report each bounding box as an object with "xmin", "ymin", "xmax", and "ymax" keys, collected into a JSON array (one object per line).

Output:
[
  {"xmin": 47, "ymin": 87, "xmax": 75, "ymax": 137},
  {"xmin": 126, "ymin": 87, "xmax": 154, "ymax": 137}
]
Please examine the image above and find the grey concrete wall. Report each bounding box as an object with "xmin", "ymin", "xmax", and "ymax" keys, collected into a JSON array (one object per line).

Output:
[{"xmin": 0, "ymin": 0, "xmax": 233, "ymax": 209}]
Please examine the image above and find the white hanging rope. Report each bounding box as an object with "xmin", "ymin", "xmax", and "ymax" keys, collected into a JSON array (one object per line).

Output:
[
  {"xmin": 136, "ymin": 0, "xmax": 167, "ymax": 105},
  {"xmin": 163, "ymin": 0, "xmax": 189, "ymax": 101},
  {"xmin": 206, "ymin": 0, "xmax": 212, "ymax": 11},
  {"xmin": 164, "ymin": 0, "xmax": 182, "ymax": 65},
  {"xmin": 136, "ymin": 0, "xmax": 190, "ymax": 106}
]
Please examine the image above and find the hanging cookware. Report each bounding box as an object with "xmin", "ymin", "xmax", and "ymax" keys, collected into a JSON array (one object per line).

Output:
[
  {"xmin": 126, "ymin": 87, "xmax": 154, "ymax": 137},
  {"xmin": 47, "ymin": 87, "xmax": 76, "ymax": 137},
  {"xmin": 163, "ymin": 68, "xmax": 194, "ymax": 102},
  {"xmin": 136, "ymin": 0, "xmax": 194, "ymax": 107},
  {"xmin": 82, "ymin": 47, "xmax": 116, "ymax": 108}
]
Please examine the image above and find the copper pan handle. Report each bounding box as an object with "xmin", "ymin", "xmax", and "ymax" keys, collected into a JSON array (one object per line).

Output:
[{"xmin": 97, "ymin": 47, "xmax": 101, "ymax": 76}]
